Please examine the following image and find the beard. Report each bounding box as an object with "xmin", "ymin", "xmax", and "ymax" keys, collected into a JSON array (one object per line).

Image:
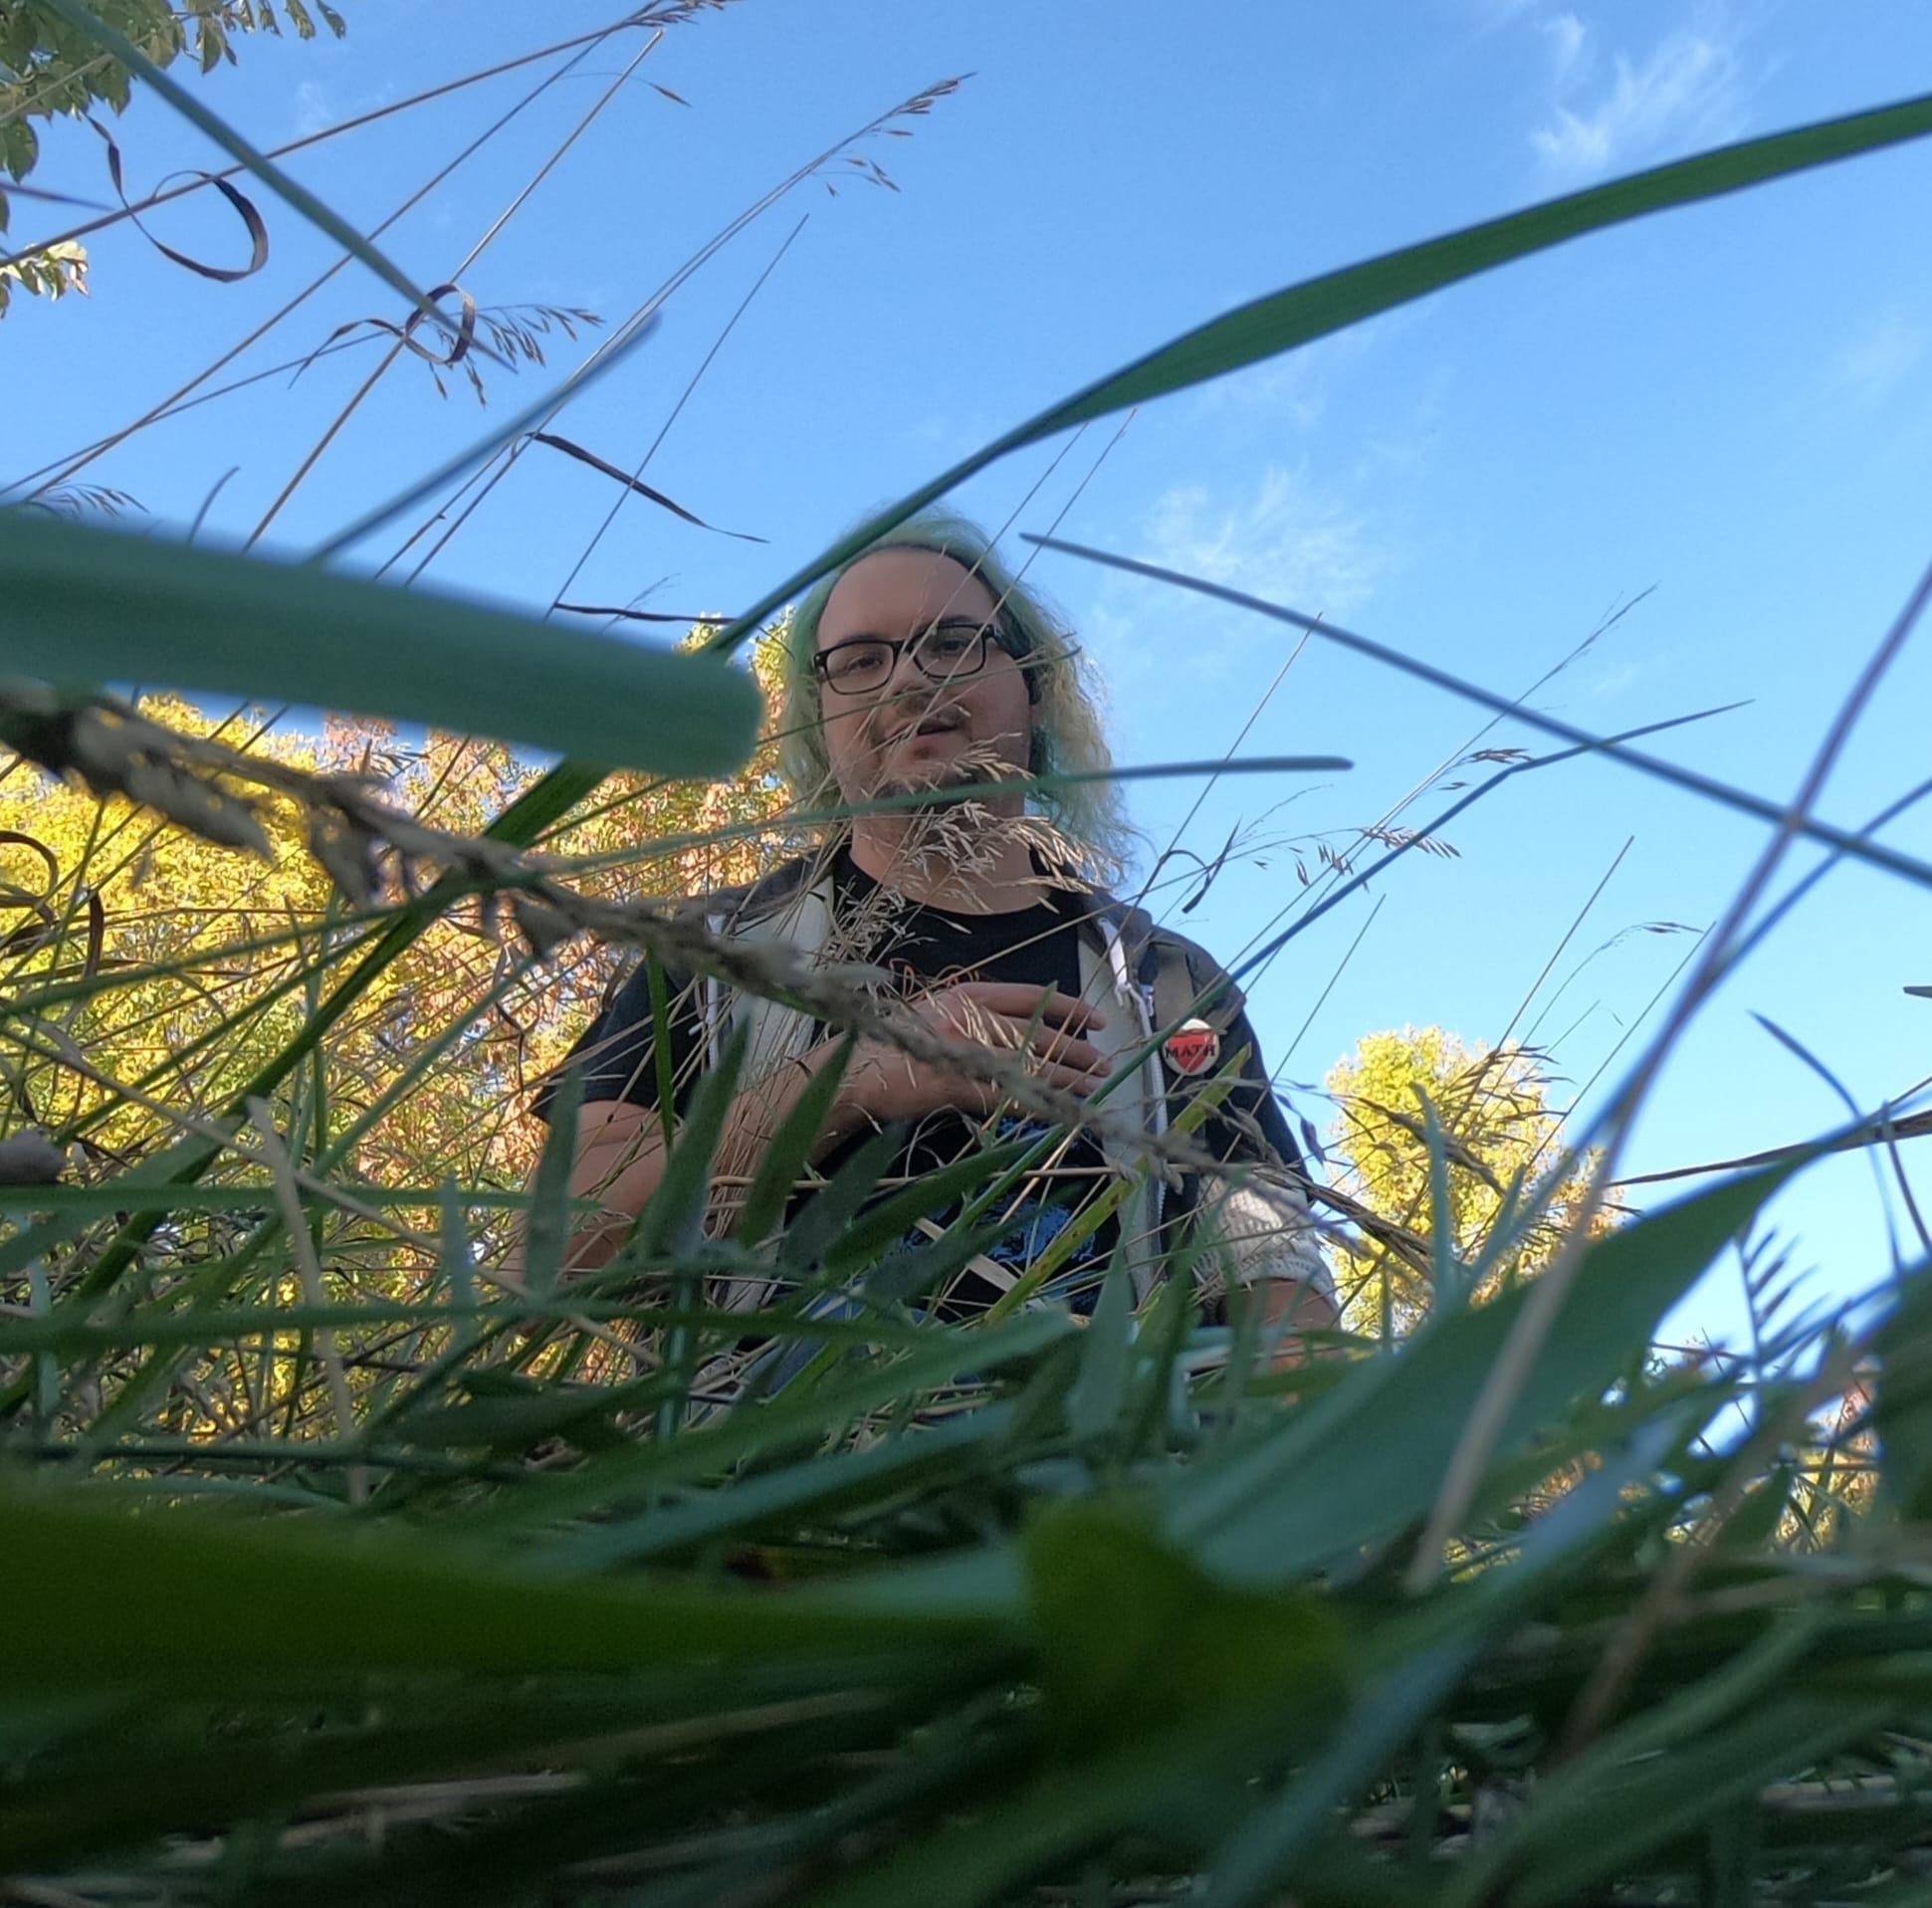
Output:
[
  {"xmin": 872, "ymin": 759, "xmax": 983, "ymax": 804},
  {"xmin": 868, "ymin": 738, "xmax": 1014, "ymax": 806}
]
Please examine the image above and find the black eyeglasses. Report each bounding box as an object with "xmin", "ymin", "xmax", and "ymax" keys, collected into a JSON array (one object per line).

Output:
[{"xmin": 812, "ymin": 619, "xmax": 1020, "ymax": 698}]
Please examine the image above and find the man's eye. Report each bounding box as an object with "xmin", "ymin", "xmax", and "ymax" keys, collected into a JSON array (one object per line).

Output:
[
  {"xmin": 830, "ymin": 647, "xmax": 885, "ymax": 679},
  {"xmin": 927, "ymin": 630, "xmax": 976, "ymax": 660}
]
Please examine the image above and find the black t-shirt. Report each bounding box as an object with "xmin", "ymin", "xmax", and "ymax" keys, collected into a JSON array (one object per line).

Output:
[{"xmin": 540, "ymin": 849, "xmax": 1122, "ymax": 1315}]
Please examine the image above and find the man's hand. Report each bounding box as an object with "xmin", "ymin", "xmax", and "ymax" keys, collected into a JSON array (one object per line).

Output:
[{"xmin": 837, "ymin": 980, "xmax": 1110, "ymax": 1126}]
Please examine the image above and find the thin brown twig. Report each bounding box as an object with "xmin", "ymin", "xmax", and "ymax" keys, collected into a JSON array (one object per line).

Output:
[
  {"xmin": 9, "ymin": 27, "xmax": 631, "ymax": 506},
  {"xmin": 1612, "ymin": 1109, "xmax": 1932, "ymax": 1186},
  {"xmin": 243, "ymin": 32, "xmax": 665, "ymax": 548},
  {"xmin": 380, "ymin": 73, "xmax": 968, "ymax": 585},
  {"xmin": 0, "ymin": 7, "xmax": 697, "ymax": 271}
]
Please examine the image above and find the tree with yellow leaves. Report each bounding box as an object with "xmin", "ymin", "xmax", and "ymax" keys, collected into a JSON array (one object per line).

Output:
[
  {"xmin": 1323, "ymin": 1025, "xmax": 1610, "ymax": 1335},
  {"xmin": 0, "ymin": 633, "xmax": 794, "ymax": 1260}
]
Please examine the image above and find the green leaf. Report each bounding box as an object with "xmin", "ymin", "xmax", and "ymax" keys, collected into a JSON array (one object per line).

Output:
[
  {"xmin": 648, "ymin": 1030, "xmax": 754, "ymax": 1436},
  {"xmin": 1498, "ymin": 1697, "xmax": 1891, "ymax": 1908},
  {"xmin": 1024, "ymin": 1500, "xmax": 1351, "ymax": 1757},
  {"xmin": 464, "ymin": 1311, "xmax": 1073, "ymax": 1539},
  {"xmin": 396, "ymin": 1369, "xmax": 672, "ymax": 1458},
  {"xmin": 0, "ymin": 513, "xmax": 761, "ymax": 774},
  {"xmin": 1064, "ymin": 1232, "xmax": 1136, "ymax": 1446},
  {"xmin": 733, "ymin": 1036, "xmax": 854, "ymax": 1247},
  {"xmin": 1196, "ymin": 1410, "xmax": 1707, "ymax": 1908},
  {"xmin": 1856, "ymin": 1253, "xmax": 1932, "ymax": 1518},
  {"xmin": 1171, "ymin": 1161, "xmax": 1798, "ymax": 1586},
  {"xmin": 633, "ymin": 1021, "xmax": 748, "ymax": 1262},
  {"xmin": 0, "ymin": 1682, "xmax": 677, "ymax": 1875},
  {"xmin": 645, "ymin": 952, "xmax": 680, "ymax": 1146},
  {"xmin": 542, "ymin": 1404, "xmax": 1015, "ymax": 1574},
  {"xmin": 859, "ymin": 1212, "xmax": 1026, "ymax": 1309},
  {"xmin": 1417, "ymin": 1087, "xmax": 1470, "ymax": 1308},
  {"xmin": 777, "ymin": 1121, "xmax": 904, "ymax": 1271},
  {"xmin": 0, "ymin": 1478, "xmax": 1009, "ymax": 1694},
  {"xmin": 518, "ymin": 1066, "xmax": 581, "ymax": 1298},
  {"xmin": 821, "ymin": 1133, "xmax": 1034, "ymax": 1273}
]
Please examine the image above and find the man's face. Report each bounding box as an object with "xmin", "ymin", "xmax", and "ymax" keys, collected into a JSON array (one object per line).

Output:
[{"xmin": 813, "ymin": 549, "xmax": 1034, "ymax": 806}]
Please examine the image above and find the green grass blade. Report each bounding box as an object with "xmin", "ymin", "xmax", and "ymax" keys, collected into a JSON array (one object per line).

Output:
[
  {"xmin": 1418, "ymin": 1090, "xmax": 1471, "ymax": 1308},
  {"xmin": 1065, "ymin": 1233, "xmax": 1136, "ymax": 1447},
  {"xmin": 645, "ymin": 953, "xmax": 681, "ymax": 1147},
  {"xmin": 463, "ymin": 1311, "xmax": 1072, "ymax": 1539},
  {"xmin": 1199, "ymin": 1641, "xmax": 1472, "ymax": 1908},
  {"xmin": 518, "ymin": 1067, "xmax": 582, "ymax": 1297},
  {"xmin": 1172, "ymin": 1160, "xmax": 1800, "ymax": 1585},
  {"xmin": 1197, "ymin": 1419, "xmax": 1702, "ymax": 1907},
  {"xmin": 0, "ymin": 1479, "xmax": 1008, "ymax": 1693},
  {"xmin": 1508, "ymin": 1699, "xmax": 1893, "ymax": 1908},
  {"xmin": 0, "ymin": 514, "xmax": 760, "ymax": 774},
  {"xmin": 634, "ymin": 1023, "xmax": 749, "ymax": 1262},
  {"xmin": 490, "ymin": 759, "xmax": 610, "ymax": 846},
  {"xmin": 860, "ymin": 1214, "xmax": 1028, "ymax": 1310},
  {"xmin": 775, "ymin": 1124, "xmax": 904, "ymax": 1272},
  {"xmin": 697, "ymin": 90, "xmax": 1932, "ymax": 663},
  {"xmin": 733, "ymin": 1036, "xmax": 855, "ymax": 1248},
  {"xmin": 394, "ymin": 1369, "xmax": 675, "ymax": 1458},
  {"xmin": 0, "ymin": 1681, "xmax": 702, "ymax": 1875},
  {"xmin": 540, "ymin": 1405, "xmax": 1014, "ymax": 1574},
  {"xmin": 821, "ymin": 1135, "xmax": 1035, "ymax": 1273}
]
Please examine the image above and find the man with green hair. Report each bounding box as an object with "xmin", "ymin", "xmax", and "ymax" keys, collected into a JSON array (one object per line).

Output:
[{"xmin": 537, "ymin": 512, "xmax": 1335, "ymax": 1353}]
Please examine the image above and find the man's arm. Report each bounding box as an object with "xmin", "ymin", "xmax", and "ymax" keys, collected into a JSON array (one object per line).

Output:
[
  {"xmin": 1263, "ymin": 1255, "xmax": 1342, "ymax": 1363},
  {"xmin": 509, "ymin": 980, "xmax": 1114, "ymax": 1283},
  {"xmin": 1181, "ymin": 977, "xmax": 1340, "ymax": 1362},
  {"xmin": 506, "ymin": 1044, "xmax": 877, "ymax": 1283}
]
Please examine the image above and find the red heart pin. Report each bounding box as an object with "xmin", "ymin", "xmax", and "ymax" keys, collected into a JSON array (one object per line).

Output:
[{"xmin": 1164, "ymin": 1018, "xmax": 1220, "ymax": 1077}]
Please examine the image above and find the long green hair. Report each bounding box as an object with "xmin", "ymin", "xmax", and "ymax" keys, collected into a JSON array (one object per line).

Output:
[{"xmin": 775, "ymin": 509, "xmax": 1136, "ymax": 883}]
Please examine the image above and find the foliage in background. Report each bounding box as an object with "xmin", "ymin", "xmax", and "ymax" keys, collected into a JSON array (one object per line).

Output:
[
  {"xmin": 1325, "ymin": 1025, "xmax": 1609, "ymax": 1332},
  {"xmin": 0, "ymin": 228, "xmax": 82, "ymax": 299},
  {"xmin": 0, "ymin": 637, "xmax": 790, "ymax": 1200},
  {"xmin": 0, "ymin": 0, "xmax": 346, "ymax": 312}
]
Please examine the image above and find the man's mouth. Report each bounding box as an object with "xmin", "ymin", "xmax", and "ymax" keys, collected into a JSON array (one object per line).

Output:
[{"xmin": 889, "ymin": 710, "xmax": 966, "ymax": 743}]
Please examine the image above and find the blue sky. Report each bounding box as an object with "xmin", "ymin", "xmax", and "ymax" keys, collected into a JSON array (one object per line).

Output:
[{"xmin": 7, "ymin": 0, "xmax": 1932, "ymax": 1346}]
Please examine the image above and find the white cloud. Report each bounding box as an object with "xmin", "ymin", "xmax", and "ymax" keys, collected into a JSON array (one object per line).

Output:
[
  {"xmin": 1144, "ymin": 466, "xmax": 1384, "ymax": 621},
  {"xmin": 1189, "ymin": 346, "xmax": 1333, "ymax": 432},
  {"xmin": 1189, "ymin": 323, "xmax": 1395, "ymax": 432},
  {"xmin": 293, "ymin": 81, "xmax": 336, "ymax": 137},
  {"xmin": 1529, "ymin": 26, "xmax": 1746, "ymax": 179},
  {"xmin": 1829, "ymin": 310, "xmax": 1929, "ymax": 407},
  {"xmin": 1467, "ymin": 0, "xmax": 1545, "ymax": 27},
  {"xmin": 289, "ymin": 76, "xmax": 395, "ymax": 141},
  {"xmin": 1543, "ymin": 10, "xmax": 1588, "ymax": 84}
]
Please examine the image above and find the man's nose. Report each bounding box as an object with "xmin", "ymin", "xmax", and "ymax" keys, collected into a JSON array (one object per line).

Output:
[{"xmin": 880, "ymin": 639, "xmax": 939, "ymax": 707}]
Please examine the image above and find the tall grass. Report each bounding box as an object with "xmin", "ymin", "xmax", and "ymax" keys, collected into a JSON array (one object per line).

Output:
[{"xmin": 5, "ymin": 12, "xmax": 1932, "ymax": 1902}]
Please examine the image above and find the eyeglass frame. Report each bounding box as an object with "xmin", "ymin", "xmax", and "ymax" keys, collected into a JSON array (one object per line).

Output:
[{"xmin": 809, "ymin": 616, "xmax": 1029, "ymax": 699}]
